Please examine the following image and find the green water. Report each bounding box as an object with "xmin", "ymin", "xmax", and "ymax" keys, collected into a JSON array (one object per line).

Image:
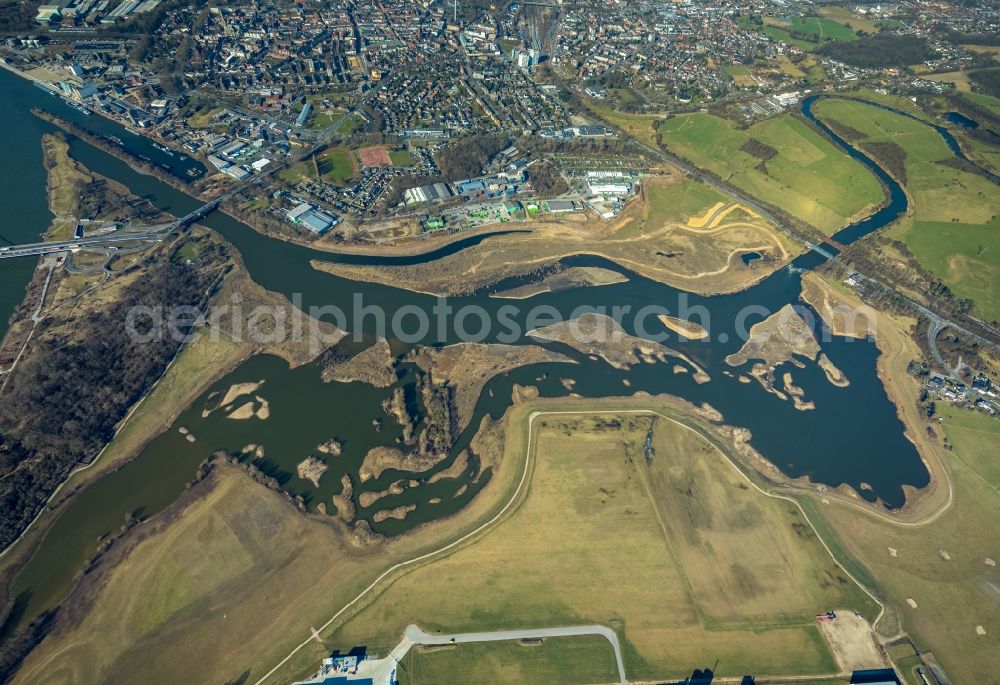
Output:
[{"xmin": 0, "ymin": 68, "xmax": 932, "ymax": 629}]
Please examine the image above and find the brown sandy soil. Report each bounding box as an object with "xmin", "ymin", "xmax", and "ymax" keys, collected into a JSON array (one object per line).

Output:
[
  {"xmin": 657, "ymin": 314, "xmax": 709, "ymax": 340},
  {"xmin": 310, "ymin": 178, "xmax": 800, "ymax": 297},
  {"xmin": 209, "ymin": 270, "xmax": 344, "ymax": 367},
  {"xmin": 219, "ymin": 381, "xmax": 265, "ymax": 408},
  {"xmin": 818, "ymin": 611, "xmax": 888, "ymax": 672},
  {"xmin": 428, "ymin": 451, "xmax": 471, "ymax": 484},
  {"xmin": 490, "ymin": 266, "xmax": 628, "ymax": 299},
  {"xmin": 818, "ymin": 352, "xmax": 850, "ymax": 387},
  {"xmin": 323, "ymin": 338, "xmax": 396, "ymax": 387},
  {"xmin": 359, "ymin": 446, "xmax": 446, "ymax": 483},
  {"xmin": 226, "ymin": 401, "xmax": 257, "ymax": 420},
  {"xmin": 782, "ymin": 372, "xmax": 815, "ymax": 411},
  {"xmin": 372, "ymin": 504, "xmax": 417, "ymax": 523},
  {"xmin": 801, "ymin": 273, "xmax": 876, "ymax": 340},
  {"xmin": 725, "ymin": 304, "xmax": 820, "ymax": 368},
  {"xmin": 317, "ymin": 439, "xmax": 342, "ymax": 456},
  {"xmin": 408, "ymin": 343, "xmax": 575, "ymax": 429},
  {"xmin": 331, "ymin": 474, "xmax": 355, "ymax": 522},
  {"xmin": 358, "ymin": 480, "xmax": 406, "ymax": 508},
  {"xmin": 296, "ymin": 457, "xmax": 329, "ymax": 488},
  {"xmin": 528, "ymin": 312, "xmax": 708, "ymax": 378}
]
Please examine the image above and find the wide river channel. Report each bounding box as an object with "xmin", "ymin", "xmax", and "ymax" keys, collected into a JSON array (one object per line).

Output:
[{"xmin": 0, "ymin": 68, "xmax": 943, "ymax": 626}]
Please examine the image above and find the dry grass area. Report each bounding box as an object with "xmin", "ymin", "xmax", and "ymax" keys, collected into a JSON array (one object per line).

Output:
[
  {"xmin": 12, "ymin": 396, "xmax": 544, "ymax": 685},
  {"xmin": 491, "ymin": 266, "xmax": 627, "ymax": 299},
  {"xmin": 921, "ymin": 71, "xmax": 972, "ymax": 92},
  {"xmin": 315, "ymin": 411, "xmax": 878, "ymax": 681},
  {"xmin": 528, "ymin": 312, "xmax": 708, "ymax": 381},
  {"xmin": 800, "ymin": 273, "xmax": 876, "ymax": 340},
  {"xmin": 41, "ymin": 133, "xmax": 88, "ymax": 240},
  {"xmin": 11, "ymin": 388, "xmax": 896, "ymax": 685},
  {"xmin": 210, "ymin": 267, "xmax": 344, "ymax": 368},
  {"xmin": 12, "ymin": 465, "xmax": 384, "ymax": 685},
  {"xmin": 816, "ymin": 412, "xmax": 1000, "ymax": 683},
  {"xmin": 312, "ymin": 175, "xmax": 799, "ymax": 296}
]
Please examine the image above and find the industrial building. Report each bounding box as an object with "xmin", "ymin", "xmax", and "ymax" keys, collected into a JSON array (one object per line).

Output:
[
  {"xmin": 287, "ymin": 202, "xmax": 338, "ymax": 234},
  {"xmin": 403, "ymin": 182, "xmax": 453, "ymax": 205}
]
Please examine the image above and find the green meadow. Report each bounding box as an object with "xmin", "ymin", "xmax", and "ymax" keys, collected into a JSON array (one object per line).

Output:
[
  {"xmin": 815, "ymin": 98, "xmax": 1000, "ymax": 321},
  {"xmin": 658, "ymin": 112, "xmax": 884, "ymax": 234}
]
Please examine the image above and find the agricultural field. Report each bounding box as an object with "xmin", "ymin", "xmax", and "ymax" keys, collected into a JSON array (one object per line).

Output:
[
  {"xmin": 920, "ymin": 70, "xmax": 972, "ymax": 92},
  {"xmin": 658, "ymin": 112, "xmax": 885, "ymax": 234},
  {"xmin": 816, "ymin": 404, "xmax": 1000, "ymax": 685},
  {"xmin": 814, "ymin": 98, "xmax": 1000, "ymax": 321},
  {"xmin": 317, "ymin": 413, "xmax": 875, "ymax": 682}
]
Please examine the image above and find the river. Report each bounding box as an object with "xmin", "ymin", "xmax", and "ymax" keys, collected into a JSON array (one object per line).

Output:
[{"xmin": 0, "ymin": 69, "xmax": 941, "ymax": 628}]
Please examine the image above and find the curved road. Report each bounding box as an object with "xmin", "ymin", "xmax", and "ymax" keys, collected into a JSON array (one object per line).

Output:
[
  {"xmin": 395, "ymin": 624, "xmax": 627, "ymax": 685},
  {"xmin": 265, "ymin": 408, "xmax": 928, "ymax": 685}
]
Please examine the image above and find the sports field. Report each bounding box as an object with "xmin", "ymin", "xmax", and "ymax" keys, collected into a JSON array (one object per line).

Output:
[
  {"xmin": 658, "ymin": 112, "xmax": 885, "ymax": 234},
  {"xmin": 318, "ymin": 413, "xmax": 874, "ymax": 681},
  {"xmin": 814, "ymin": 98, "xmax": 1000, "ymax": 321},
  {"xmin": 318, "ymin": 147, "xmax": 357, "ymax": 181}
]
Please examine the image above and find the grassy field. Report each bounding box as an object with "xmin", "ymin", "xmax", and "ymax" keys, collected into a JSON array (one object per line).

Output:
[
  {"xmin": 816, "ymin": 404, "xmax": 1000, "ymax": 684},
  {"xmin": 784, "ymin": 15, "xmax": 859, "ymax": 42},
  {"xmin": 814, "ymin": 98, "xmax": 1000, "ymax": 321},
  {"xmin": 185, "ymin": 106, "xmax": 224, "ymax": 129},
  {"xmin": 642, "ymin": 176, "xmax": 729, "ymax": 225},
  {"xmin": 964, "ymin": 91, "xmax": 1000, "ymax": 116},
  {"xmin": 335, "ymin": 113, "xmax": 367, "ymax": 135},
  {"xmin": 318, "ymin": 147, "xmax": 357, "ymax": 182},
  {"xmin": 817, "ymin": 7, "xmax": 881, "ymax": 34},
  {"xmin": 41, "ymin": 134, "xmax": 87, "ymax": 240},
  {"xmin": 658, "ymin": 112, "xmax": 885, "ymax": 234},
  {"xmin": 305, "ymin": 110, "xmax": 346, "ymax": 131},
  {"xmin": 938, "ymin": 405, "xmax": 1000, "ymax": 487},
  {"xmin": 389, "ymin": 149, "xmax": 414, "ymax": 167},
  {"xmin": 399, "ymin": 636, "xmax": 620, "ymax": 685},
  {"xmin": 586, "ymin": 101, "xmax": 662, "ymax": 147},
  {"xmin": 317, "ymin": 413, "xmax": 874, "ymax": 681}
]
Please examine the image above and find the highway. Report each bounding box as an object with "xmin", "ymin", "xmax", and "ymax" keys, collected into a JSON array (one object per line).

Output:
[
  {"xmin": 0, "ymin": 231, "xmax": 167, "ymax": 259},
  {"xmin": 0, "ymin": 125, "xmax": 334, "ymax": 260}
]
